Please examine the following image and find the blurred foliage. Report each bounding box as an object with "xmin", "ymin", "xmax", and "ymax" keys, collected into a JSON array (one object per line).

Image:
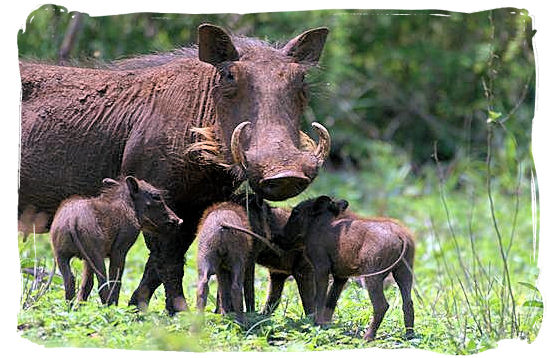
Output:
[
  {"xmin": 17, "ymin": 5, "xmax": 535, "ymax": 169},
  {"xmin": 17, "ymin": 7, "xmax": 540, "ymax": 351}
]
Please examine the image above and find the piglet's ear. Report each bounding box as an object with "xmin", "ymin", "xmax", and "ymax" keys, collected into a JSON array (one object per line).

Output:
[
  {"xmin": 327, "ymin": 199, "xmax": 348, "ymax": 216},
  {"xmin": 313, "ymin": 195, "xmax": 332, "ymax": 214},
  {"xmin": 102, "ymin": 178, "xmax": 118, "ymax": 186},
  {"xmin": 337, "ymin": 199, "xmax": 349, "ymax": 212},
  {"xmin": 125, "ymin": 176, "xmax": 139, "ymax": 197}
]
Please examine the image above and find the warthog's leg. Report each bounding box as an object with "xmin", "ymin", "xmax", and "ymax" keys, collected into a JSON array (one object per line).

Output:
[
  {"xmin": 196, "ymin": 260, "xmax": 214, "ymax": 311},
  {"xmin": 323, "ymin": 276, "xmax": 348, "ymax": 322},
  {"xmin": 230, "ymin": 264, "xmax": 245, "ymax": 324},
  {"xmin": 260, "ymin": 272, "xmax": 288, "ymax": 315},
  {"xmin": 92, "ymin": 259, "xmax": 110, "ymax": 305},
  {"xmin": 107, "ymin": 250, "xmax": 127, "ymax": 305},
  {"xmin": 217, "ymin": 269, "xmax": 233, "ymax": 315},
  {"xmin": 393, "ymin": 262, "xmax": 415, "ymax": 339},
  {"xmin": 363, "ymin": 276, "xmax": 389, "ymax": 341},
  {"xmin": 128, "ymin": 256, "xmax": 161, "ymax": 311},
  {"xmin": 243, "ymin": 258, "xmax": 256, "ymax": 313},
  {"xmin": 56, "ymin": 254, "xmax": 75, "ymax": 301},
  {"xmin": 293, "ymin": 259, "xmax": 316, "ymax": 316},
  {"xmin": 157, "ymin": 239, "xmax": 188, "ymax": 315},
  {"xmin": 313, "ymin": 267, "xmax": 330, "ymax": 325},
  {"xmin": 77, "ymin": 261, "xmax": 94, "ymax": 301},
  {"xmin": 130, "ymin": 230, "xmax": 191, "ymax": 315}
]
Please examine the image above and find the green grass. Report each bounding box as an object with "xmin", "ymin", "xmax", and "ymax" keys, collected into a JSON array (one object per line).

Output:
[{"xmin": 17, "ymin": 143, "xmax": 542, "ymax": 353}]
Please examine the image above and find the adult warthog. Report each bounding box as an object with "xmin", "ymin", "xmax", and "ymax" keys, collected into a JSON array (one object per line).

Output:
[{"xmin": 19, "ymin": 24, "xmax": 330, "ymax": 314}]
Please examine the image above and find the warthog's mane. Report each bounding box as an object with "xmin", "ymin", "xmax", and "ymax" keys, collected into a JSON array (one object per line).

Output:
[{"xmin": 108, "ymin": 36, "xmax": 281, "ymax": 70}]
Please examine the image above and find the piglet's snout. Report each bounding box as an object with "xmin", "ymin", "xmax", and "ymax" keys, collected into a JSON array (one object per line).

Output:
[
  {"xmin": 170, "ymin": 215, "xmax": 183, "ymax": 228},
  {"xmin": 166, "ymin": 210, "xmax": 183, "ymax": 229}
]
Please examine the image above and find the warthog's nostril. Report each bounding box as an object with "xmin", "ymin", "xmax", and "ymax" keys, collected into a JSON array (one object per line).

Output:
[{"xmin": 168, "ymin": 217, "xmax": 183, "ymax": 227}]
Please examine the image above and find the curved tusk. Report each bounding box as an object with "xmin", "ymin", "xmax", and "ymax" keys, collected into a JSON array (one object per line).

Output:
[
  {"xmin": 230, "ymin": 121, "xmax": 251, "ymax": 168},
  {"xmin": 312, "ymin": 122, "xmax": 331, "ymax": 165}
]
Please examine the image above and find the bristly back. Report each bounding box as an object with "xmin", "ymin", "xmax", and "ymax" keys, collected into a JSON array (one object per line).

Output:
[
  {"xmin": 108, "ymin": 47, "xmax": 199, "ymax": 70},
  {"xmin": 108, "ymin": 35, "xmax": 287, "ymax": 70},
  {"xmin": 98, "ymin": 176, "xmax": 167, "ymax": 202},
  {"xmin": 96, "ymin": 177, "xmax": 129, "ymax": 203},
  {"xmin": 19, "ymin": 33, "xmax": 300, "ymax": 72}
]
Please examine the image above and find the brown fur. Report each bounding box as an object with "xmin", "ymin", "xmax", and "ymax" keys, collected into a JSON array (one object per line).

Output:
[
  {"xmin": 19, "ymin": 24, "xmax": 329, "ymax": 314},
  {"xmin": 249, "ymin": 205, "xmax": 316, "ymax": 316},
  {"xmin": 50, "ymin": 176, "xmax": 182, "ymax": 305},
  {"xmin": 236, "ymin": 195, "xmax": 316, "ymax": 317},
  {"xmin": 198, "ymin": 194, "xmax": 315, "ymax": 318},
  {"xmin": 196, "ymin": 202, "xmax": 252, "ymax": 324},
  {"xmin": 283, "ymin": 196, "xmax": 415, "ymax": 341}
]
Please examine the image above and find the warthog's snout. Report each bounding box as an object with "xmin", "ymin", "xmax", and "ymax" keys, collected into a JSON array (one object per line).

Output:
[
  {"xmin": 168, "ymin": 214, "xmax": 183, "ymax": 229},
  {"xmin": 162, "ymin": 205, "xmax": 183, "ymax": 231},
  {"xmin": 258, "ymin": 171, "xmax": 311, "ymax": 200},
  {"xmin": 231, "ymin": 121, "xmax": 331, "ymax": 201}
]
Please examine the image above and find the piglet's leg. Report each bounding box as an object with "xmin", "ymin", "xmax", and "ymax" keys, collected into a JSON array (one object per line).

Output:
[
  {"xmin": 56, "ymin": 254, "xmax": 75, "ymax": 302},
  {"xmin": 107, "ymin": 251, "xmax": 127, "ymax": 305},
  {"xmin": 393, "ymin": 263, "xmax": 415, "ymax": 339},
  {"xmin": 323, "ymin": 276, "xmax": 348, "ymax": 322},
  {"xmin": 364, "ymin": 277, "xmax": 389, "ymax": 341},
  {"xmin": 77, "ymin": 261, "xmax": 94, "ymax": 301},
  {"xmin": 230, "ymin": 265, "xmax": 245, "ymax": 325},
  {"xmin": 243, "ymin": 260, "xmax": 256, "ymax": 313},
  {"xmin": 313, "ymin": 267, "xmax": 330, "ymax": 325},
  {"xmin": 196, "ymin": 262, "xmax": 212, "ymax": 311},
  {"xmin": 293, "ymin": 263, "xmax": 316, "ymax": 317},
  {"xmin": 261, "ymin": 272, "xmax": 289, "ymax": 315},
  {"xmin": 90, "ymin": 259, "xmax": 110, "ymax": 305},
  {"xmin": 217, "ymin": 269, "xmax": 233, "ymax": 315}
]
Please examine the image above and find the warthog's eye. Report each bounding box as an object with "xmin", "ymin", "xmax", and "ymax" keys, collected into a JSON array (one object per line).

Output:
[
  {"xmin": 225, "ymin": 70, "xmax": 234, "ymax": 82},
  {"xmin": 150, "ymin": 193, "xmax": 162, "ymax": 202},
  {"xmin": 218, "ymin": 65, "xmax": 238, "ymax": 98},
  {"xmin": 219, "ymin": 65, "xmax": 236, "ymax": 82},
  {"xmin": 295, "ymin": 73, "xmax": 309, "ymax": 102}
]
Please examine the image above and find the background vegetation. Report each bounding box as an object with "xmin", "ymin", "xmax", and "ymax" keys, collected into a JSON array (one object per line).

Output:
[{"xmin": 17, "ymin": 5, "xmax": 540, "ymax": 354}]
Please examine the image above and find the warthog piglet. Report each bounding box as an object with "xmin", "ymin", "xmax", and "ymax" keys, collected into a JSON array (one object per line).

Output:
[
  {"xmin": 196, "ymin": 202, "xmax": 253, "ymax": 324},
  {"xmin": 50, "ymin": 176, "xmax": 182, "ymax": 305},
  {"xmin": 282, "ymin": 196, "xmax": 415, "ymax": 341}
]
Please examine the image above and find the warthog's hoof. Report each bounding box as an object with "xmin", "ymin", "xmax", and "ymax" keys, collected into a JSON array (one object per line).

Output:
[
  {"xmin": 166, "ymin": 296, "xmax": 189, "ymax": 316},
  {"xmin": 364, "ymin": 330, "xmax": 376, "ymax": 342}
]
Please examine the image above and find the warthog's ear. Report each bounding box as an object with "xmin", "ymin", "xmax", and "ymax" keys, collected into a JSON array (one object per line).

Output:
[
  {"xmin": 125, "ymin": 176, "xmax": 139, "ymax": 197},
  {"xmin": 102, "ymin": 178, "xmax": 118, "ymax": 186},
  {"xmin": 281, "ymin": 27, "xmax": 329, "ymax": 64},
  {"xmin": 312, "ymin": 195, "xmax": 332, "ymax": 215},
  {"xmin": 198, "ymin": 23, "xmax": 239, "ymax": 65}
]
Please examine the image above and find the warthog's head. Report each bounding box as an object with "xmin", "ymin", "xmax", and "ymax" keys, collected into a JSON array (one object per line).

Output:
[
  {"xmin": 198, "ymin": 24, "xmax": 331, "ymax": 201},
  {"xmin": 281, "ymin": 195, "xmax": 348, "ymax": 250},
  {"xmin": 103, "ymin": 176, "xmax": 183, "ymax": 234}
]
